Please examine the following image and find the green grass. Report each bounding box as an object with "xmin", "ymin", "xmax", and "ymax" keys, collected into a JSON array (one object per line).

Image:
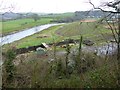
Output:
[
  {"xmin": 0, "ymin": 22, "xmax": 2, "ymax": 33},
  {"xmin": 2, "ymin": 18, "xmax": 53, "ymax": 35},
  {"xmin": 56, "ymin": 22, "xmax": 111, "ymax": 37},
  {"xmin": 4, "ymin": 25, "xmax": 64, "ymax": 48},
  {"xmin": 55, "ymin": 21, "xmax": 113, "ymax": 44},
  {"xmin": 3, "ymin": 21, "xmax": 113, "ymax": 49},
  {"xmin": 2, "ymin": 13, "xmax": 75, "ymax": 35},
  {"xmin": 41, "ymin": 12, "xmax": 75, "ymax": 19}
]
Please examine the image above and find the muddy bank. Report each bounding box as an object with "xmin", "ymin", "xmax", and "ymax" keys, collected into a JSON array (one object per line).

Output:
[
  {"xmin": 2, "ymin": 39, "xmax": 78, "ymax": 56},
  {"xmin": 13, "ymin": 39, "xmax": 78, "ymax": 55},
  {"xmin": 3, "ymin": 38, "xmax": 117, "ymax": 56}
]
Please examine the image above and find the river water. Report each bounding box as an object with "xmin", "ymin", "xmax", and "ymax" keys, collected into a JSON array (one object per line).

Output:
[
  {"xmin": 82, "ymin": 43, "xmax": 117, "ymax": 56},
  {"xmin": 0, "ymin": 23, "xmax": 62, "ymax": 45}
]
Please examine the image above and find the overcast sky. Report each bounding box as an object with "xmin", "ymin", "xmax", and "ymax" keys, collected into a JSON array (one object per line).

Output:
[{"xmin": 0, "ymin": 0, "xmax": 114, "ymax": 13}]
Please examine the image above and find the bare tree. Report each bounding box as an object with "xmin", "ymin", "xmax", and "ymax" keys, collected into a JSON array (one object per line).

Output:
[
  {"xmin": 0, "ymin": 0, "xmax": 16, "ymax": 88},
  {"xmin": 89, "ymin": 0, "xmax": 120, "ymax": 87}
]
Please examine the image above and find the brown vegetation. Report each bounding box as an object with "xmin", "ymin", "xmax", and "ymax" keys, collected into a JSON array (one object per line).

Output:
[{"xmin": 80, "ymin": 19, "xmax": 96, "ymax": 23}]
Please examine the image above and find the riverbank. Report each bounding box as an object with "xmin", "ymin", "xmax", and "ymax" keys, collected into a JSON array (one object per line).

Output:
[{"xmin": 1, "ymin": 23, "xmax": 64, "ymax": 46}]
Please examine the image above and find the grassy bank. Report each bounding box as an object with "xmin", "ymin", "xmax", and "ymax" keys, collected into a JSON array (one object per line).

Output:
[
  {"xmin": 3, "ymin": 21, "xmax": 113, "ymax": 49},
  {"xmin": 2, "ymin": 18, "xmax": 53, "ymax": 35},
  {"xmin": 3, "ymin": 25, "xmax": 64, "ymax": 48},
  {"xmin": 56, "ymin": 22, "xmax": 110, "ymax": 37}
]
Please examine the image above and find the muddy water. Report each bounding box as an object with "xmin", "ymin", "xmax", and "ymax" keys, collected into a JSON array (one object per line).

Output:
[{"xmin": 82, "ymin": 43, "xmax": 117, "ymax": 56}]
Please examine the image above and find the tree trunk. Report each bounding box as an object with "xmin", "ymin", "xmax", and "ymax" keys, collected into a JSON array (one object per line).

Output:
[{"xmin": 117, "ymin": 9, "xmax": 120, "ymax": 87}]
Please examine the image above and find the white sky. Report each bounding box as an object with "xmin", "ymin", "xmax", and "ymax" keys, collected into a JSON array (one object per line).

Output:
[{"xmin": 0, "ymin": 0, "xmax": 114, "ymax": 13}]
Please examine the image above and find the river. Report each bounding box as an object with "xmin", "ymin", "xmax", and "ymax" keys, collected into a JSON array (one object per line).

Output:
[
  {"xmin": 82, "ymin": 43, "xmax": 117, "ymax": 56},
  {"xmin": 0, "ymin": 23, "xmax": 63, "ymax": 45}
]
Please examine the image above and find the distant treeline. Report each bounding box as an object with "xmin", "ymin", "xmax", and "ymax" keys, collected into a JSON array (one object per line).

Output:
[
  {"xmin": 1, "ymin": 10, "xmax": 116, "ymax": 22},
  {"xmin": 51, "ymin": 10, "xmax": 116, "ymax": 23},
  {"xmin": 0, "ymin": 12, "xmax": 41, "ymax": 21}
]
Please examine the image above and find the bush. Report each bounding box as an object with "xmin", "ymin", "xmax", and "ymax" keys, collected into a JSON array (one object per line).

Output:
[{"xmin": 4, "ymin": 49, "xmax": 16, "ymax": 82}]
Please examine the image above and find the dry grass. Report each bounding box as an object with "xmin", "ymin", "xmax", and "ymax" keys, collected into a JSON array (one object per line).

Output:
[
  {"xmin": 80, "ymin": 19, "xmax": 97, "ymax": 23},
  {"xmin": 2, "ymin": 45, "xmax": 118, "ymax": 88}
]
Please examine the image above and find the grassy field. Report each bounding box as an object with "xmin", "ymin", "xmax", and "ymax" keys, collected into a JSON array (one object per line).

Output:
[
  {"xmin": 56, "ymin": 22, "xmax": 111, "ymax": 37},
  {"xmin": 3, "ymin": 20, "xmax": 113, "ymax": 49},
  {"xmin": 55, "ymin": 21, "xmax": 113, "ymax": 44},
  {"xmin": 41, "ymin": 12, "xmax": 75, "ymax": 19},
  {"xmin": 2, "ymin": 12, "xmax": 74, "ymax": 36},
  {"xmin": 2, "ymin": 18, "xmax": 53, "ymax": 35}
]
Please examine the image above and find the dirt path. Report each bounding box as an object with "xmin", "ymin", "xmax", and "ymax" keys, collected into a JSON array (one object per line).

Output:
[{"xmin": 80, "ymin": 19, "xmax": 96, "ymax": 23}]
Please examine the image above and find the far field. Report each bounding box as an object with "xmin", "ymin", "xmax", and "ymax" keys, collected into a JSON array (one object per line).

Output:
[
  {"xmin": 2, "ymin": 18, "xmax": 53, "ymax": 35},
  {"xmin": 2, "ymin": 12, "xmax": 75, "ymax": 36},
  {"xmin": 41, "ymin": 12, "xmax": 74, "ymax": 19}
]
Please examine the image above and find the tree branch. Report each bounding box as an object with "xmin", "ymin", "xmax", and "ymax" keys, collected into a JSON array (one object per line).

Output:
[{"xmin": 89, "ymin": 0, "xmax": 120, "ymax": 13}]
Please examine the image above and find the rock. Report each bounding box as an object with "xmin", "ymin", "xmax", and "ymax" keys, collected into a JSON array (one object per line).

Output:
[
  {"xmin": 58, "ymin": 76, "xmax": 62, "ymax": 79},
  {"xmin": 67, "ymin": 60, "xmax": 75, "ymax": 74},
  {"xmin": 83, "ymin": 40, "xmax": 94, "ymax": 46},
  {"xmin": 36, "ymin": 34, "xmax": 49, "ymax": 38},
  {"xmin": 110, "ymin": 39, "xmax": 116, "ymax": 43},
  {"xmin": 36, "ymin": 47, "xmax": 46, "ymax": 55},
  {"xmin": 48, "ymin": 59, "xmax": 54, "ymax": 63},
  {"xmin": 41, "ymin": 43, "xmax": 49, "ymax": 49}
]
